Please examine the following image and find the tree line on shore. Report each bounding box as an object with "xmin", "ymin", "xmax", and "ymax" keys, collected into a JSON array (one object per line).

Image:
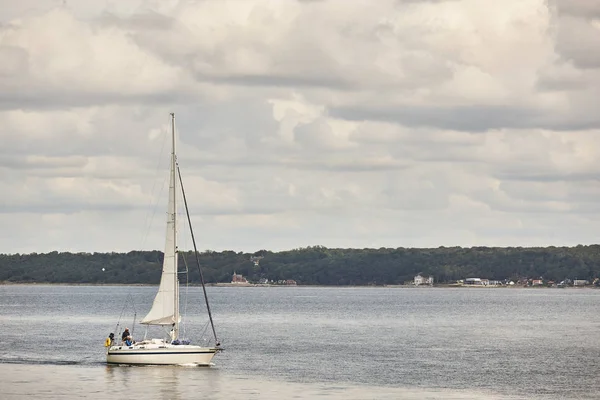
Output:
[{"xmin": 2, "ymin": 245, "xmax": 600, "ymax": 285}]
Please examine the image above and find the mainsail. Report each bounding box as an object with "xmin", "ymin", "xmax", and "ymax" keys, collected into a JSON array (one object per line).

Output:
[{"xmin": 141, "ymin": 127, "xmax": 180, "ymax": 327}]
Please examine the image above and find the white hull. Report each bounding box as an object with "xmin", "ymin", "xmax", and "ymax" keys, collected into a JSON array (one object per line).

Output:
[{"xmin": 107, "ymin": 341, "xmax": 218, "ymax": 366}]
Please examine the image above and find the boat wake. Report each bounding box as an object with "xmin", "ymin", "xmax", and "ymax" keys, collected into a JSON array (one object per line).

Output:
[
  {"xmin": 176, "ymin": 362, "xmax": 215, "ymax": 367},
  {"xmin": 0, "ymin": 358, "xmax": 93, "ymax": 366}
]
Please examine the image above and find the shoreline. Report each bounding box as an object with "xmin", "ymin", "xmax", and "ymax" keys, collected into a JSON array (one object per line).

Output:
[{"xmin": 1, "ymin": 281, "xmax": 596, "ymax": 289}]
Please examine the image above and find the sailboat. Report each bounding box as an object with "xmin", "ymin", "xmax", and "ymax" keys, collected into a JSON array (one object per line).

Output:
[{"xmin": 106, "ymin": 113, "xmax": 221, "ymax": 366}]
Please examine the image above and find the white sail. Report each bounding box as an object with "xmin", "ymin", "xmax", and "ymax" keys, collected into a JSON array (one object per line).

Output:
[{"xmin": 141, "ymin": 149, "xmax": 179, "ymax": 326}]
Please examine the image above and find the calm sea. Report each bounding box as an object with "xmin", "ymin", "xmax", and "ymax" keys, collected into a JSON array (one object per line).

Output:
[{"xmin": 0, "ymin": 285, "xmax": 599, "ymax": 399}]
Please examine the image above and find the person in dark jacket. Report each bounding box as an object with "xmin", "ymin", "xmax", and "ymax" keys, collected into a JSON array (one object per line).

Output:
[{"xmin": 122, "ymin": 328, "xmax": 132, "ymax": 346}]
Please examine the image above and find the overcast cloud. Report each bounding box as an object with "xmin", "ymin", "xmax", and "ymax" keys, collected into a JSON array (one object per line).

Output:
[{"xmin": 1, "ymin": 0, "xmax": 600, "ymax": 253}]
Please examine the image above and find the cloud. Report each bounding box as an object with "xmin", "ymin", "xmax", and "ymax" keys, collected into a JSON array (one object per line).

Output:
[
  {"xmin": 331, "ymin": 105, "xmax": 542, "ymax": 131},
  {"xmin": 553, "ymin": 0, "xmax": 600, "ymax": 19},
  {"xmin": 0, "ymin": 0, "xmax": 599, "ymax": 253},
  {"xmin": 555, "ymin": 16, "xmax": 600, "ymax": 69},
  {"xmin": 0, "ymin": 8, "xmax": 192, "ymax": 110}
]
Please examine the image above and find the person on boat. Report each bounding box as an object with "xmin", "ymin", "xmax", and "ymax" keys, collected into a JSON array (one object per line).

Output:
[
  {"xmin": 122, "ymin": 328, "xmax": 133, "ymax": 346},
  {"xmin": 104, "ymin": 333, "xmax": 114, "ymax": 347}
]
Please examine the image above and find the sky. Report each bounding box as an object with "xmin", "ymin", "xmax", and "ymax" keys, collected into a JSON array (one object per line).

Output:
[{"xmin": 1, "ymin": 0, "xmax": 600, "ymax": 254}]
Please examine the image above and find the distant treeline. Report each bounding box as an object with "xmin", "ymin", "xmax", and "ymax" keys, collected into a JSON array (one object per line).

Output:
[{"xmin": 1, "ymin": 245, "xmax": 600, "ymax": 285}]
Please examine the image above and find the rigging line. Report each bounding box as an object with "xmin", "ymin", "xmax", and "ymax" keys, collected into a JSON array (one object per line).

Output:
[
  {"xmin": 114, "ymin": 292, "xmax": 132, "ymax": 335},
  {"xmin": 176, "ymin": 182, "xmax": 190, "ymax": 340},
  {"xmin": 141, "ymin": 172, "xmax": 169, "ymax": 248},
  {"xmin": 114, "ymin": 322, "xmax": 121, "ymax": 342},
  {"xmin": 181, "ymin": 252, "xmax": 190, "ymax": 339},
  {"xmin": 118, "ymin": 293, "xmax": 138, "ymax": 339},
  {"xmin": 199, "ymin": 319, "xmax": 210, "ymax": 340},
  {"xmin": 176, "ymin": 164, "xmax": 220, "ymax": 346},
  {"xmin": 140, "ymin": 116, "xmax": 170, "ymax": 249},
  {"xmin": 131, "ymin": 311, "xmax": 137, "ymax": 340}
]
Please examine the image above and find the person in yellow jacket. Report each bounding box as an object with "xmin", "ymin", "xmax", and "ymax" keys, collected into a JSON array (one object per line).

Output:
[{"xmin": 104, "ymin": 333, "xmax": 114, "ymax": 347}]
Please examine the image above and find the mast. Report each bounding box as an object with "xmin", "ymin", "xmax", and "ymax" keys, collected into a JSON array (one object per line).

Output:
[{"xmin": 171, "ymin": 112, "xmax": 179, "ymax": 341}]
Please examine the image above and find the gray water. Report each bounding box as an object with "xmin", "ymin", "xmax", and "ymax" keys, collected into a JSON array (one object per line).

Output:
[{"xmin": 0, "ymin": 285, "xmax": 599, "ymax": 399}]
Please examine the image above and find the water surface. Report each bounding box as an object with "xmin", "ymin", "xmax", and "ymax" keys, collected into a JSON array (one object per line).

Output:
[{"xmin": 0, "ymin": 285, "xmax": 598, "ymax": 399}]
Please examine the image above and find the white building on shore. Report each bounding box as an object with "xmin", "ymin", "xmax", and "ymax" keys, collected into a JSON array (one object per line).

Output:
[{"xmin": 414, "ymin": 274, "xmax": 434, "ymax": 286}]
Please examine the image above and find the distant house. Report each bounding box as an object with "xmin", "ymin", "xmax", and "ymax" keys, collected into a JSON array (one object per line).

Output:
[
  {"xmin": 464, "ymin": 278, "xmax": 499, "ymax": 286},
  {"xmin": 414, "ymin": 274, "xmax": 434, "ymax": 286},
  {"xmin": 231, "ymin": 272, "xmax": 248, "ymax": 284},
  {"xmin": 574, "ymin": 279, "xmax": 588, "ymax": 286},
  {"xmin": 285, "ymin": 279, "xmax": 297, "ymax": 286},
  {"xmin": 532, "ymin": 279, "xmax": 543, "ymax": 286}
]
